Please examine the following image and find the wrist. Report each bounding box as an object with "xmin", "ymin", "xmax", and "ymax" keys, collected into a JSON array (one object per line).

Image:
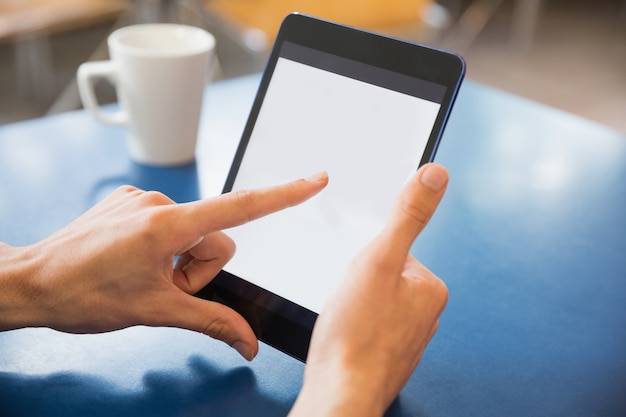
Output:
[
  {"xmin": 290, "ymin": 357, "xmax": 387, "ymax": 417},
  {"xmin": 0, "ymin": 243, "xmax": 47, "ymax": 331}
]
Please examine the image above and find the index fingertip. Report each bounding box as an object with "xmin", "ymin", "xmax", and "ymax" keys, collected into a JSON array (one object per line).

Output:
[{"xmin": 304, "ymin": 171, "xmax": 329, "ymax": 184}]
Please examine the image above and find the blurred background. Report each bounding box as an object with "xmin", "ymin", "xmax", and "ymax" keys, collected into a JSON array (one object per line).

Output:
[{"xmin": 1, "ymin": 0, "xmax": 624, "ymax": 133}]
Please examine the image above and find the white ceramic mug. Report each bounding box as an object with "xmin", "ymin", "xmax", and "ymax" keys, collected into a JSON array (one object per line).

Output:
[{"xmin": 78, "ymin": 24, "xmax": 215, "ymax": 166}]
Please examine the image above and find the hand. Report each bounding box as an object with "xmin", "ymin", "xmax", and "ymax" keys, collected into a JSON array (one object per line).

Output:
[
  {"xmin": 0, "ymin": 173, "xmax": 328, "ymax": 361},
  {"xmin": 290, "ymin": 163, "xmax": 449, "ymax": 417}
]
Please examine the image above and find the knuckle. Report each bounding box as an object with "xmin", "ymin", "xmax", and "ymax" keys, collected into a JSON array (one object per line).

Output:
[
  {"xmin": 233, "ymin": 189, "xmax": 254, "ymax": 205},
  {"xmin": 283, "ymin": 181, "xmax": 301, "ymax": 207},
  {"xmin": 399, "ymin": 198, "xmax": 431, "ymax": 228},
  {"xmin": 134, "ymin": 191, "xmax": 176, "ymax": 229},
  {"xmin": 140, "ymin": 190, "xmax": 173, "ymax": 206},
  {"xmin": 116, "ymin": 185, "xmax": 140, "ymax": 194},
  {"xmin": 108, "ymin": 185, "xmax": 143, "ymax": 203},
  {"xmin": 232, "ymin": 189, "xmax": 255, "ymax": 222},
  {"xmin": 202, "ymin": 318, "xmax": 228, "ymax": 341}
]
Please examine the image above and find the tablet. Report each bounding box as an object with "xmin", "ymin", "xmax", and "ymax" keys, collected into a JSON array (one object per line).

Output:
[{"xmin": 195, "ymin": 13, "xmax": 465, "ymax": 361}]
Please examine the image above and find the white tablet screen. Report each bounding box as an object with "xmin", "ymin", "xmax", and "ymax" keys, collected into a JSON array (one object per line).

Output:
[{"xmin": 224, "ymin": 43, "xmax": 443, "ymax": 313}]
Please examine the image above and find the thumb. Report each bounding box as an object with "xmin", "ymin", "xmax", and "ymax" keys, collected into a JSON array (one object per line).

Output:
[
  {"xmin": 150, "ymin": 292, "xmax": 259, "ymax": 361},
  {"xmin": 379, "ymin": 163, "xmax": 448, "ymax": 258}
]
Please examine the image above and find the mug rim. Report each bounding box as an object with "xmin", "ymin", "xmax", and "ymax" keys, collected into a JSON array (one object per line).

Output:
[{"xmin": 108, "ymin": 23, "xmax": 215, "ymax": 57}]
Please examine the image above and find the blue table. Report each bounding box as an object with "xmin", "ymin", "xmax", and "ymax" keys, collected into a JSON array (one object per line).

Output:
[{"xmin": 1, "ymin": 75, "xmax": 625, "ymax": 416}]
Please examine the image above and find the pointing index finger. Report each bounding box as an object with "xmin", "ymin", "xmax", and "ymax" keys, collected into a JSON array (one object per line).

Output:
[{"xmin": 180, "ymin": 172, "xmax": 329, "ymax": 236}]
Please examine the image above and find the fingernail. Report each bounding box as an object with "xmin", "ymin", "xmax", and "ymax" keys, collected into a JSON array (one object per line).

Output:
[
  {"xmin": 233, "ymin": 341, "xmax": 255, "ymax": 361},
  {"xmin": 305, "ymin": 171, "xmax": 328, "ymax": 183},
  {"xmin": 420, "ymin": 164, "xmax": 448, "ymax": 192}
]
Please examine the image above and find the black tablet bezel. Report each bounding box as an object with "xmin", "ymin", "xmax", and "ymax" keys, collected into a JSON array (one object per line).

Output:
[{"xmin": 195, "ymin": 13, "xmax": 465, "ymax": 362}]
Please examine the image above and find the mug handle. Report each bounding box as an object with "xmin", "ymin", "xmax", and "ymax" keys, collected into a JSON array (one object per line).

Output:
[{"xmin": 77, "ymin": 61, "xmax": 127, "ymax": 126}]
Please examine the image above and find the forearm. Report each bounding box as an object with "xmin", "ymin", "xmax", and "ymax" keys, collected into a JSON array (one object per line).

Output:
[{"xmin": 0, "ymin": 243, "xmax": 46, "ymax": 331}]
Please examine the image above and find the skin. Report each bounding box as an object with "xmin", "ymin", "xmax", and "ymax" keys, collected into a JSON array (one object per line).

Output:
[
  {"xmin": 0, "ymin": 163, "xmax": 449, "ymax": 416},
  {"xmin": 289, "ymin": 163, "xmax": 449, "ymax": 417},
  {"xmin": 0, "ymin": 171, "xmax": 329, "ymax": 360}
]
